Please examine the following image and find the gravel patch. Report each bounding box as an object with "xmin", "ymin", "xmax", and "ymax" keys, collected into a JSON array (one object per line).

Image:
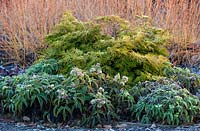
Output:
[{"xmin": 1, "ymin": 121, "xmax": 200, "ymax": 131}]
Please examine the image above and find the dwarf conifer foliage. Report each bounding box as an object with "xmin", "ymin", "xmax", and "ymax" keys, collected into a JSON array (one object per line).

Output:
[{"xmin": 44, "ymin": 12, "xmax": 170, "ymax": 84}]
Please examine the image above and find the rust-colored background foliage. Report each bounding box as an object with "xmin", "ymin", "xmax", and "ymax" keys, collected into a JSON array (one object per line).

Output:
[{"xmin": 0, "ymin": 0, "xmax": 199, "ymax": 67}]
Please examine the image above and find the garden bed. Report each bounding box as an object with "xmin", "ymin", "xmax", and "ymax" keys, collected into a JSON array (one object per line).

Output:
[{"xmin": 1, "ymin": 13, "xmax": 200, "ymax": 130}]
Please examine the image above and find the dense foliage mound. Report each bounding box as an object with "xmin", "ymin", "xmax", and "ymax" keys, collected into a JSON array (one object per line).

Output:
[
  {"xmin": 0, "ymin": 62, "xmax": 134, "ymax": 127},
  {"xmin": 133, "ymin": 78, "xmax": 200, "ymax": 125},
  {"xmin": 164, "ymin": 67, "xmax": 200, "ymax": 95},
  {"xmin": 1, "ymin": 61, "xmax": 200, "ymax": 127},
  {"xmin": 43, "ymin": 13, "xmax": 170, "ymax": 83}
]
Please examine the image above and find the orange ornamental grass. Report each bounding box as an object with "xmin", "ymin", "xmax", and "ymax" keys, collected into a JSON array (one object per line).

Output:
[
  {"xmin": 0, "ymin": 0, "xmax": 199, "ymax": 67},
  {"xmin": 0, "ymin": 0, "xmax": 67, "ymax": 67},
  {"xmin": 66, "ymin": 1, "xmax": 200, "ymax": 46}
]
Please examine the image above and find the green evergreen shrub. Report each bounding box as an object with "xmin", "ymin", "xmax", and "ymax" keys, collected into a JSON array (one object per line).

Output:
[
  {"xmin": 133, "ymin": 79, "xmax": 200, "ymax": 125},
  {"xmin": 164, "ymin": 67, "xmax": 200, "ymax": 95},
  {"xmin": 131, "ymin": 78, "xmax": 180, "ymax": 102},
  {"xmin": 0, "ymin": 73, "xmax": 66, "ymax": 116},
  {"xmin": 43, "ymin": 12, "xmax": 170, "ymax": 84},
  {"xmin": 1, "ymin": 62, "xmax": 200, "ymax": 126},
  {"xmin": 0, "ymin": 63, "xmax": 133, "ymax": 127},
  {"xmin": 25, "ymin": 59, "xmax": 59, "ymax": 75}
]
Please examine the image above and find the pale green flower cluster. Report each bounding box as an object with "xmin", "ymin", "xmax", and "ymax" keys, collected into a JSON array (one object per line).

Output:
[
  {"xmin": 70, "ymin": 67, "xmax": 84, "ymax": 77},
  {"xmin": 45, "ymin": 84, "xmax": 55, "ymax": 94},
  {"xmin": 57, "ymin": 89, "xmax": 68, "ymax": 99},
  {"xmin": 90, "ymin": 87, "xmax": 108, "ymax": 108},
  {"xmin": 89, "ymin": 63, "xmax": 102, "ymax": 74},
  {"xmin": 114, "ymin": 73, "xmax": 129, "ymax": 86}
]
